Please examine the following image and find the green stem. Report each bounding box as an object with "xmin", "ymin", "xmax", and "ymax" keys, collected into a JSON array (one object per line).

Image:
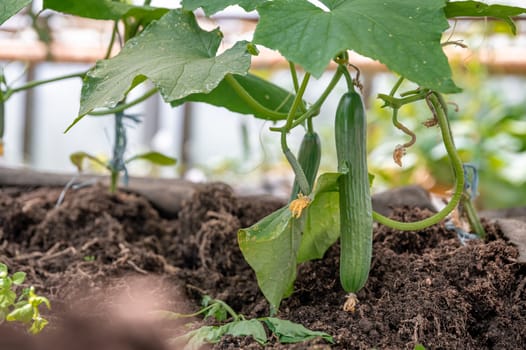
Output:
[
  {"xmin": 285, "ymin": 73, "xmax": 310, "ymax": 129},
  {"xmin": 372, "ymin": 93, "xmax": 465, "ymax": 230},
  {"xmin": 0, "ymin": 93, "xmax": 4, "ymax": 139},
  {"xmin": 389, "ymin": 76, "xmax": 405, "ymax": 96},
  {"xmin": 289, "ymin": 61, "xmax": 299, "ymax": 92},
  {"xmin": 224, "ymin": 74, "xmax": 289, "ymax": 121},
  {"xmin": 110, "ymin": 170, "xmax": 119, "ymax": 193},
  {"xmin": 214, "ymin": 300, "xmax": 242, "ymax": 321},
  {"xmin": 340, "ymin": 65, "xmax": 354, "ymax": 91},
  {"xmin": 283, "ymin": 132, "xmax": 310, "ymax": 195},
  {"xmin": 3, "ymin": 71, "xmax": 86, "ymax": 101},
  {"xmin": 462, "ymin": 195, "xmax": 486, "ymax": 238},
  {"xmin": 271, "ymin": 67, "xmax": 343, "ymax": 132},
  {"xmin": 105, "ymin": 20, "xmax": 119, "ymax": 59},
  {"xmin": 378, "ymin": 92, "xmax": 428, "ymax": 109},
  {"xmin": 88, "ymin": 88, "xmax": 158, "ymax": 116},
  {"xmin": 307, "ymin": 117, "xmax": 314, "ymax": 133},
  {"xmin": 281, "ymin": 74, "xmax": 311, "ymax": 195}
]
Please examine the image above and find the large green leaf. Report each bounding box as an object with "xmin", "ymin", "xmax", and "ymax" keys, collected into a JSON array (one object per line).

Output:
[
  {"xmin": 254, "ymin": 0, "xmax": 459, "ymax": 93},
  {"xmin": 44, "ymin": 0, "xmax": 168, "ymax": 21},
  {"xmin": 72, "ymin": 10, "xmax": 251, "ymax": 130},
  {"xmin": 1, "ymin": 0, "xmax": 31, "ymax": 25},
  {"xmin": 172, "ymin": 73, "xmax": 295, "ymax": 121},
  {"xmin": 264, "ymin": 317, "xmax": 334, "ymax": 344},
  {"xmin": 221, "ymin": 320, "xmax": 267, "ymax": 345},
  {"xmin": 182, "ymin": 0, "xmax": 266, "ymax": 15},
  {"xmin": 175, "ymin": 320, "xmax": 267, "ymax": 348},
  {"xmin": 297, "ymin": 172, "xmax": 341, "ymax": 263},
  {"xmin": 238, "ymin": 207, "xmax": 303, "ymax": 310},
  {"xmin": 445, "ymin": 1, "xmax": 526, "ymax": 35}
]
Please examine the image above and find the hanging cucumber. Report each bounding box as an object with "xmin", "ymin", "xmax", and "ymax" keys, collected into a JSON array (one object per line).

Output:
[
  {"xmin": 335, "ymin": 87, "xmax": 373, "ymax": 295},
  {"xmin": 289, "ymin": 131, "xmax": 321, "ymax": 201}
]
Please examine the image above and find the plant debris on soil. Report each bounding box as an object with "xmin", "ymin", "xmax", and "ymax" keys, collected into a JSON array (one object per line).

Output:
[{"xmin": 1, "ymin": 182, "xmax": 525, "ymax": 349}]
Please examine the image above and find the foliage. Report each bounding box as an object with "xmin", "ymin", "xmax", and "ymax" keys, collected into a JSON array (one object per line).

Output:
[
  {"xmin": 0, "ymin": 0, "xmax": 31, "ymax": 25},
  {"xmin": 2, "ymin": 0, "xmax": 525, "ymax": 325},
  {"xmin": 161, "ymin": 295, "xmax": 333, "ymax": 348},
  {"xmin": 0, "ymin": 263, "xmax": 50, "ymax": 334},
  {"xmin": 367, "ymin": 65, "xmax": 526, "ymax": 209},
  {"xmin": 69, "ymin": 112, "xmax": 176, "ymax": 193}
]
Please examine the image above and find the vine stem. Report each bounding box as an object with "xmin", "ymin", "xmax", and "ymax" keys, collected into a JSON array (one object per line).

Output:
[
  {"xmin": 271, "ymin": 66, "xmax": 343, "ymax": 132},
  {"xmin": 281, "ymin": 73, "xmax": 311, "ymax": 195},
  {"xmin": 224, "ymin": 74, "xmax": 289, "ymax": 121},
  {"xmin": 289, "ymin": 61, "xmax": 299, "ymax": 92},
  {"xmin": 88, "ymin": 88, "xmax": 158, "ymax": 116},
  {"xmin": 104, "ymin": 20, "xmax": 119, "ymax": 59},
  {"xmin": 3, "ymin": 71, "xmax": 86, "ymax": 101},
  {"xmin": 372, "ymin": 92, "xmax": 465, "ymax": 230}
]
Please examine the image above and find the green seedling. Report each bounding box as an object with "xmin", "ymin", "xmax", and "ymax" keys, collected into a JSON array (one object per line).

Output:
[
  {"xmin": 0, "ymin": 263, "xmax": 50, "ymax": 334},
  {"xmin": 158, "ymin": 295, "xmax": 333, "ymax": 349},
  {"xmin": 3, "ymin": 0, "xmax": 525, "ymax": 319},
  {"xmin": 70, "ymin": 112, "xmax": 176, "ymax": 193}
]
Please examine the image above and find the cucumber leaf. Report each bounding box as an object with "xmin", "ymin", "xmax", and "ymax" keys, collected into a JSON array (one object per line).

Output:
[
  {"xmin": 238, "ymin": 207, "xmax": 303, "ymax": 310},
  {"xmin": 182, "ymin": 0, "xmax": 266, "ymax": 15},
  {"xmin": 126, "ymin": 152, "xmax": 176, "ymax": 166},
  {"xmin": 174, "ymin": 320, "xmax": 267, "ymax": 348},
  {"xmin": 254, "ymin": 0, "xmax": 459, "ymax": 93},
  {"xmin": 1, "ymin": 0, "xmax": 31, "ymax": 25},
  {"xmin": 264, "ymin": 317, "xmax": 334, "ymax": 344},
  {"xmin": 171, "ymin": 73, "xmax": 294, "ymax": 121},
  {"xmin": 70, "ymin": 9, "xmax": 251, "ymax": 131},
  {"xmin": 444, "ymin": 1, "xmax": 526, "ymax": 35},
  {"xmin": 297, "ymin": 172, "xmax": 341, "ymax": 263},
  {"xmin": 43, "ymin": 0, "xmax": 168, "ymax": 21}
]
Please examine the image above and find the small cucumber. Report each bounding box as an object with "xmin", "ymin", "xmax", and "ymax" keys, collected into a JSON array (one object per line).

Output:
[
  {"xmin": 289, "ymin": 131, "xmax": 321, "ymax": 201},
  {"xmin": 335, "ymin": 91, "xmax": 373, "ymax": 293}
]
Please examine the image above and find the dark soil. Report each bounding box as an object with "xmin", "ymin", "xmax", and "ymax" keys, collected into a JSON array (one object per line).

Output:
[{"xmin": 1, "ymin": 183, "xmax": 525, "ymax": 350}]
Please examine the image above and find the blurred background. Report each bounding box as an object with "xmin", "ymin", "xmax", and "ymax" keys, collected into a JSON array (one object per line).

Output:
[{"xmin": 1, "ymin": 0, "xmax": 525, "ymax": 209}]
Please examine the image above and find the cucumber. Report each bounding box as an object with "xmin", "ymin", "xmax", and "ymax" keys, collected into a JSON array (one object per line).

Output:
[
  {"xmin": 289, "ymin": 131, "xmax": 321, "ymax": 201},
  {"xmin": 335, "ymin": 91, "xmax": 373, "ymax": 293}
]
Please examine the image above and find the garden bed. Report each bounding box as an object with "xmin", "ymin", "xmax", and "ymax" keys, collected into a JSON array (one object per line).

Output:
[{"xmin": 0, "ymin": 169, "xmax": 525, "ymax": 349}]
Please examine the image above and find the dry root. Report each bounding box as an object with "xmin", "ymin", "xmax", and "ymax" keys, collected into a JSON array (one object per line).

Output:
[{"xmin": 343, "ymin": 293, "xmax": 359, "ymax": 313}]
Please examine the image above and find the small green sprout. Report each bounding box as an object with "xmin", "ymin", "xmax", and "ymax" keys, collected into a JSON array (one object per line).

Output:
[
  {"xmin": 0, "ymin": 263, "xmax": 50, "ymax": 334},
  {"xmin": 158, "ymin": 295, "xmax": 333, "ymax": 349}
]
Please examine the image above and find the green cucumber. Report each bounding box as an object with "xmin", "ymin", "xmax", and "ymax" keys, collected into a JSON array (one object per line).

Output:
[
  {"xmin": 335, "ymin": 91, "xmax": 373, "ymax": 293},
  {"xmin": 289, "ymin": 131, "xmax": 321, "ymax": 201}
]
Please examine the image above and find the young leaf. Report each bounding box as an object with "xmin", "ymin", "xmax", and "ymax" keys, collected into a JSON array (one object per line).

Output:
[
  {"xmin": 254, "ymin": 0, "xmax": 460, "ymax": 93},
  {"xmin": 11, "ymin": 272, "xmax": 26, "ymax": 285},
  {"xmin": 43, "ymin": 0, "xmax": 167, "ymax": 21},
  {"xmin": 29, "ymin": 317, "xmax": 49, "ymax": 335},
  {"xmin": 72, "ymin": 10, "xmax": 251, "ymax": 131},
  {"xmin": 126, "ymin": 151, "xmax": 176, "ymax": 166},
  {"xmin": 6, "ymin": 303, "xmax": 33, "ymax": 323},
  {"xmin": 222, "ymin": 320, "xmax": 267, "ymax": 345},
  {"xmin": 69, "ymin": 151, "xmax": 107, "ymax": 172},
  {"xmin": 171, "ymin": 73, "xmax": 295, "ymax": 121},
  {"xmin": 444, "ymin": 1, "xmax": 526, "ymax": 35},
  {"xmin": 0, "ymin": 290, "xmax": 16, "ymax": 308},
  {"xmin": 1, "ymin": 0, "xmax": 31, "ymax": 25},
  {"xmin": 203, "ymin": 303, "xmax": 227, "ymax": 322},
  {"xmin": 0, "ymin": 263, "xmax": 7, "ymax": 278},
  {"xmin": 297, "ymin": 173, "xmax": 341, "ymax": 263},
  {"xmin": 182, "ymin": 0, "xmax": 266, "ymax": 16},
  {"xmin": 238, "ymin": 207, "xmax": 303, "ymax": 310},
  {"xmin": 264, "ymin": 317, "xmax": 334, "ymax": 344}
]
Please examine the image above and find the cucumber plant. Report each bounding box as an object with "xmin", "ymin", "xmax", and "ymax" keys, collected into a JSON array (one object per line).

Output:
[
  {"xmin": 2, "ymin": 0, "xmax": 525, "ymax": 338},
  {"xmin": 0, "ymin": 263, "xmax": 50, "ymax": 334}
]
